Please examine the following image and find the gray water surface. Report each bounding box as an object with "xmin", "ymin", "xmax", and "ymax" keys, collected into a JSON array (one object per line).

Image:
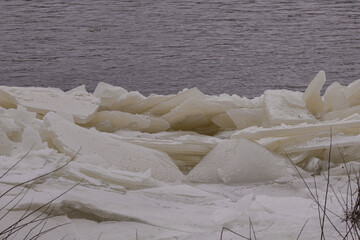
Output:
[{"xmin": 1, "ymin": 1, "xmax": 360, "ymax": 97}]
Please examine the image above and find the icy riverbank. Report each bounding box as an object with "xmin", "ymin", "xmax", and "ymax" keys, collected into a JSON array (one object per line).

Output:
[{"xmin": 1, "ymin": 71, "xmax": 360, "ymax": 239}]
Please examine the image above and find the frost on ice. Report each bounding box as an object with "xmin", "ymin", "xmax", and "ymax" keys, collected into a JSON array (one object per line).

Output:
[{"xmin": 1, "ymin": 71, "xmax": 360, "ymax": 239}]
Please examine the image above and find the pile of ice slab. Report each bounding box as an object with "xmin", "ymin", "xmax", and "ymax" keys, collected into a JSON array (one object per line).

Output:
[
  {"xmin": 0, "ymin": 71, "xmax": 360, "ymax": 179},
  {"xmin": 1, "ymin": 71, "xmax": 360, "ymax": 239}
]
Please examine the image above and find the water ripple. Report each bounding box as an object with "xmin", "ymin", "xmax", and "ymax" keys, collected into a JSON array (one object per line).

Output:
[{"xmin": 0, "ymin": 0, "xmax": 359, "ymax": 97}]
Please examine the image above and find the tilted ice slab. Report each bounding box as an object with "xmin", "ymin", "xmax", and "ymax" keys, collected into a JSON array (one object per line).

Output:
[
  {"xmin": 148, "ymin": 87, "xmax": 206, "ymax": 116},
  {"xmin": 93, "ymin": 82, "xmax": 146, "ymax": 111},
  {"xmin": 88, "ymin": 110, "xmax": 151, "ymax": 131},
  {"xmin": 232, "ymin": 94, "xmax": 264, "ymax": 109},
  {"xmin": 3, "ymin": 71, "xmax": 360, "ymax": 240},
  {"xmin": 0, "ymin": 105, "xmax": 51, "ymax": 155},
  {"xmin": 231, "ymin": 119, "xmax": 360, "ymax": 140},
  {"xmin": 44, "ymin": 112, "xmax": 186, "ymax": 182},
  {"xmin": 0, "ymin": 86, "xmax": 99, "ymax": 124},
  {"xmin": 110, "ymin": 91, "xmax": 145, "ymax": 112},
  {"xmin": 345, "ymin": 79, "xmax": 360, "ymax": 106},
  {"xmin": 4, "ymin": 176, "xmax": 346, "ymax": 240},
  {"xmin": 303, "ymin": 70, "xmax": 326, "ymax": 117},
  {"xmin": 104, "ymin": 132, "xmax": 222, "ymax": 173},
  {"xmin": 110, "ymin": 132, "xmax": 221, "ymax": 156},
  {"xmin": 205, "ymin": 93, "xmax": 239, "ymax": 109},
  {"xmin": 87, "ymin": 110, "xmax": 170, "ymax": 133},
  {"xmin": 227, "ymin": 108, "xmax": 266, "ymax": 130},
  {"xmin": 322, "ymin": 105, "xmax": 360, "ymax": 121},
  {"xmin": 323, "ymin": 82, "xmax": 349, "ymax": 113},
  {"xmin": 264, "ymin": 89, "xmax": 316, "ymax": 125},
  {"xmin": 187, "ymin": 138, "xmax": 286, "ymax": 183},
  {"xmin": 12, "ymin": 182, "xmax": 222, "ymax": 233},
  {"xmin": 125, "ymin": 94, "xmax": 174, "ymax": 114},
  {"xmin": 161, "ymin": 98, "xmax": 224, "ymax": 130},
  {"xmin": 284, "ymin": 133, "xmax": 360, "ymax": 153},
  {"xmin": 211, "ymin": 112, "xmax": 236, "ymax": 129},
  {"xmin": 107, "ymin": 130, "xmax": 223, "ymax": 172},
  {"xmin": 0, "ymin": 148, "xmax": 166, "ymax": 192},
  {"xmin": 0, "ymin": 148, "xmax": 69, "ymax": 185},
  {"xmin": 66, "ymin": 159, "xmax": 167, "ymax": 191}
]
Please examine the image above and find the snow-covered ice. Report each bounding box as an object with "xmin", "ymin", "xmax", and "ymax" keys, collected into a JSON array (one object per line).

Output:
[{"xmin": 1, "ymin": 71, "xmax": 360, "ymax": 239}]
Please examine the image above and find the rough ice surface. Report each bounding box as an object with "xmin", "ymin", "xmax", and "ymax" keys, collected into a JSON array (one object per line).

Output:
[{"xmin": 1, "ymin": 71, "xmax": 360, "ymax": 239}]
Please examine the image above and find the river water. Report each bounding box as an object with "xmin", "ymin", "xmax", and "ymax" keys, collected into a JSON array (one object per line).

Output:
[{"xmin": 1, "ymin": 0, "xmax": 360, "ymax": 97}]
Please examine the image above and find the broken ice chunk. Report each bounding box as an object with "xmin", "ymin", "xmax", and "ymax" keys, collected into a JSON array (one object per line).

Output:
[
  {"xmin": 231, "ymin": 119, "xmax": 360, "ymax": 140},
  {"xmin": 211, "ymin": 113, "xmax": 236, "ymax": 129},
  {"xmin": 232, "ymin": 94, "xmax": 264, "ymax": 108},
  {"xmin": 346, "ymin": 79, "xmax": 360, "ymax": 106},
  {"xmin": 109, "ymin": 131, "xmax": 221, "ymax": 172},
  {"xmin": 88, "ymin": 111, "xmax": 151, "ymax": 131},
  {"xmin": 93, "ymin": 82, "xmax": 128, "ymax": 108},
  {"xmin": 227, "ymin": 108, "xmax": 266, "ymax": 130},
  {"xmin": 303, "ymin": 70, "xmax": 326, "ymax": 117},
  {"xmin": 187, "ymin": 138, "xmax": 286, "ymax": 183},
  {"xmin": 44, "ymin": 112, "xmax": 186, "ymax": 182},
  {"xmin": 162, "ymin": 99, "xmax": 224, "ymax": 131},
  {"xmin": 0, "ymin": 118, "xmax": 21, "ymax": 139},
  {"xmin": 0, "ymin": 86, "xmax": 99, "ymax": 124},
  {"xmin": 284, "ymin": 133, "xmax": 360, "ymax": 161},
  {"xmin": 323, "ymin": 82, "xmax": 349, "ymax": 112},
  {"xmin": 111, "ymin": 91, "xmax": 145, "ymax": 111},
  {"xmin": 322, "ymin": 105, "xmax": 360, "ymax": 121},
  {"xmin": 87, "ymin": 111, "xmax": 170, "ymax": 133},
  {"xmin": 148, "ymin": 88, "xmax": 206, "ymax": 116},
  {"xmin": 65, "ymin": 85, "xmax": 90, "ymax": 96},
  {"xmin": 205, "ymin": 93, "xmax": 239, "ymax": 109},
  {"xmin": 125, "ymin": 94, "xmax": 174, "ymax": 114},
  {"xmin": 304, "ymin": 157, "xmax": 322, "ymax": 172},
  {"xmin": 17, "ymin": 126, "xmax": 47, "ymax": 152},
  {"xmin": 264, "ymin": 89, "xmax": 316, "ymax": 125},
  {"xmin": 142, "ymin": 116, "xmax": 170, "ymax": 133},
  {"xmin": 68, "ymin": 155, "xmax": 166, "ymax": 190}
]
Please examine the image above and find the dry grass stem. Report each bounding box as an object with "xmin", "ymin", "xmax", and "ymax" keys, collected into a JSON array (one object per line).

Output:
[{"xmin": 0, "ymin": 147, "xmax": 82, "ymax": 240}]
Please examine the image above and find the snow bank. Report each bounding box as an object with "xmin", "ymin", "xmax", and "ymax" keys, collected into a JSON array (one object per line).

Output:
[{"xmin": 1, "ymin": 71, "xmax": 360, "ymax": 239}]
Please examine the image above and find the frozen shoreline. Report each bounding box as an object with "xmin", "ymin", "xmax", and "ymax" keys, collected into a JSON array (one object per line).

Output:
[{"xmin": 0, "ymin": 71, "xmax": 360, "ymax": 239}]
